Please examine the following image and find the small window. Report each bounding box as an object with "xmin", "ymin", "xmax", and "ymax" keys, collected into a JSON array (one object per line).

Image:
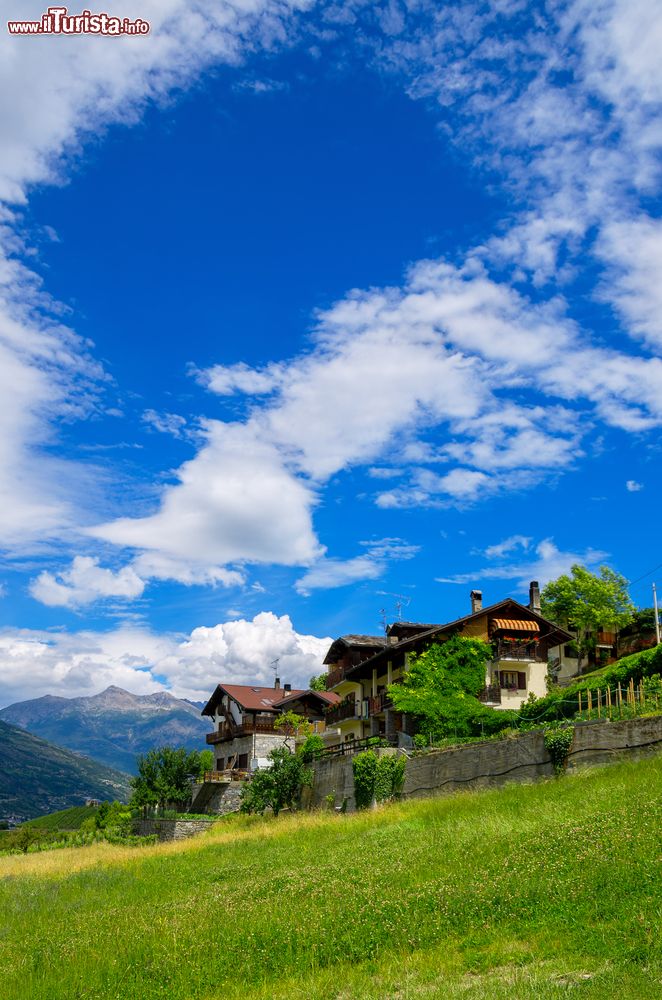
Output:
[
  {"xmin": 237, "ymin": 753, "xmax": 249, "ymax": 769},
  {"xmin": 216, "ymin": 757, "xmax": 224, "ymax": 771}
]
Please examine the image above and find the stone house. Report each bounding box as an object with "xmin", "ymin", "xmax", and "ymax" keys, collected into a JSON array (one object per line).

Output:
[
  {"xmin": 322, "ymin": 582, "xmax": 573, "ymax": 744},
  {"xmin": 201, "ymin": 681, "xmax": 340, "ymax": 773}
]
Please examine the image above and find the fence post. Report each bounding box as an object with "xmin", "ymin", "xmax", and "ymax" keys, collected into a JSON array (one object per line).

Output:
[
  {"xmin": 597, "ymin": 688, "xmax": 601, "ymax": 719},
  {"xmin": 578, "ymin": 691, "xmax": 582, "ymax": 716},
  {"xmin": 606, "ymin": 685, "xmax": 612, "ymax": 720},
  {"xmin": 617, "ymin": 683, "xmax": 622, "ymax": 718},
  {"xmin": 587, "ymin": 689, "xmax": 592, "ymax": 719}
]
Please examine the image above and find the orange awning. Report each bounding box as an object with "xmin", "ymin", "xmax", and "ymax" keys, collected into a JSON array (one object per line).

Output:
[{"xmin": 491, "ymin": 619, "xmax": 539, "ymax": 632}]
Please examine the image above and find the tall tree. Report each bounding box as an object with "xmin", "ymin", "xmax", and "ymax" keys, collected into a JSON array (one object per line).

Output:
[
  {"xmin": 388, "ymin": 636, "xmax": 496, "ymax": 741},
  {"xmin": 130, "ymin": 747, "xmax": 206, "ymax": 811},
  {"xmin": 541, "ymin": 565, "xmax": 635, "ymax": 672}
]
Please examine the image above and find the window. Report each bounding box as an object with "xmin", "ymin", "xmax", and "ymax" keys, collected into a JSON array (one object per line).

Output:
[
  {"xmin": 216, "ymin": 757, "xmax": 224, "ymax": 771},
  {"xmin": 237, "ymin": 753, "xmax": 249, "ymax": 769},
  {"xmin": 500, "ymin": 670, "xmax": 526, "ymax": 691}
]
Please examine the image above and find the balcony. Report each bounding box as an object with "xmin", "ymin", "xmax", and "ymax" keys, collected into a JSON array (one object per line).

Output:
[
  {"xmin": 206, "ymin": 718, "xmax": 279, "ymax": 743},
  {"xmin": 368, "ymin": 691, "xmax": 392, "ymax": 715},
  {"xmin": 596, "ymin": 631, "xmax": 616, "ymax": 647},
  {"xmin": 477, "ymin": 685, "xmax": 501, "ymax": 705},
  {"xmin": 493, "ymin": 639, "xmax": 543, "ymax": 662},
  {"xmin": 325, "ymin": 664, "xmax": 350, "ymax": 689},
  {"xmin": 324, "ymin": 696, "xmax": 359, "ymax": 725}
]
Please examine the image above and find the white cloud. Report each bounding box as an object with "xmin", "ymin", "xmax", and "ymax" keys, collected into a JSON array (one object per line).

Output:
[
  {"xmin": 436, "ymin": 538, "xmax": 609, "ymax": 591},
  {"xmin": 92, "ymin": 421, "xmax": 323, "ymax": 570},
  {"xmin": 295, "ymin": 538, "xmax": 419, "ymax": 595},
  {"xmin": 29, "ymin": 556, "xmax": 145, "ymax": 608},
  {"xmin": 626, "ymin": 479, "xmax": 643, "ymax": 492},
  {"xmin": 0, "ymin": 612, "xmax": 331, "ymax": 707},
  {"xmin": 484, "ymin": 535, "xmax": 531, "ymax": 560},
  {"xmin": 142, "ymin": 409, "xmax": 189, "ymax": 439},
  {"xmin": 0, "ymin": 0, "xmax": 312, "ymax": 555}
]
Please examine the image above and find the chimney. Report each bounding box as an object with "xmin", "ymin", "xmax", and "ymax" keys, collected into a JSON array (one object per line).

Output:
[
  {"xmin": 529, "ymin": 580, "xmax": 541, "ymax": 614},
  {"xmin": 470, "ymin": 589, "xmax": 483, "ymax": 614},
  {"xmin": 274, "ymin": 677, "xmax": 280, "ymax": 690},
  {"xmin": 284, "ymin": 682, "xmax": 291, "ymax": 692}
]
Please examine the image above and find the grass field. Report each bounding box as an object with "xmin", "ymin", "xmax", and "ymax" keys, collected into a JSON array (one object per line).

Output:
[{"xmin": 1, "ymin": 758, "xmax": 661, "ymax": 999}]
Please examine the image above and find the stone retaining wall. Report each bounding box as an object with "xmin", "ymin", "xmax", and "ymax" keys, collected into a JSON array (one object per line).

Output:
[
  {"xmin": 308, "ymin": 715, "xmax": 662, "ymax": 812},
  {"xmin": 134, "ymin": 818, "xmax": 214, "ymax": 842}
]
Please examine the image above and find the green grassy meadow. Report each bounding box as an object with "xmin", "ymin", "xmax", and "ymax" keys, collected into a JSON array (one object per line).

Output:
[
  {"xmin": 1, "ymin": 758, "xmax": 661, "ymax": 999},
  {"xmin": 22, "ymin": 804, "xmax": 100, "ymax": 831}
]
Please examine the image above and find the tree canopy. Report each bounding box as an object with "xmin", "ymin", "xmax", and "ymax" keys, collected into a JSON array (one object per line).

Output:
[
  {"xmin": 541, "ymin": 564, "xmax": 634, "ymax": 669},
  {"xmin": 130, "ymin": 747, "xmax": 209, "ymax": 811},
  {"xmin": 240, "ymin": 747, "xmax": 312, "ymax": 816},
  {"xmin": 388, "ymin": 636, "xmax": 506, "ymax": 741}
]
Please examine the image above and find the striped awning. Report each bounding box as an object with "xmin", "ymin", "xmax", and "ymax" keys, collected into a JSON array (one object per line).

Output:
[{"xmin": 491, "ymin": 619, "xmax": 539, "ymax": 632}]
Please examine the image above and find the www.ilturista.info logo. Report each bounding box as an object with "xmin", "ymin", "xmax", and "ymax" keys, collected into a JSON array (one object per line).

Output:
[{"xmin": 7, "ymin": 7, "xmax": 150, "ymax": 35}]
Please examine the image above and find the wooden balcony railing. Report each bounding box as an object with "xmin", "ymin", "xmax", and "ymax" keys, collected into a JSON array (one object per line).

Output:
[
  {"xmin": 324, "ymin": 698, "xmax": 359, "ymax": 725},
  {"xmin": 206, "ymin": 718, "xmax": 279, "ymax": 743},
  {"xmin": 368, "ymin": 691, "xmax": 392, "ymax": 715},
  {"xmin": 202, "ymin": 769, "xmax": 249, "ymax": 782},
  {"xmin": 493, "ymin": 640, "xmax": 543, "ymax": 662},
  {"xmin": 596, "ymin": 631, "xmax": 616, "ymax": 647},
  {"xmin": 325, "ymin": 665, "xmax": 349, "ymax": 689},
  {"xmin": 477, "ymin": 685, "xmax": 501, "ymax": 705}
]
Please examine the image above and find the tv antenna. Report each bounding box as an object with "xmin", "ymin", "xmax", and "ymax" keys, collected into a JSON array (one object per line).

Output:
[
  {"xmin": 270, "ymin": 657, "xmax": 280, "ymax": 685},
  {"xmin": 377, "ymin": 592, "xmax": 412, "ymax": 630}
]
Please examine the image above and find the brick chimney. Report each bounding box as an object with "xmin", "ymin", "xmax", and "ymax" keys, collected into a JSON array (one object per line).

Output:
[
  {"xmin": 274, "ymin": 677, "xmax": 280, "ymax": 690},
  {"xmin": 284, "ymin": 682, "xmax": 291, "ymax": 692},
  {"xmin": 529, "ymin": 580, "xmax": 541, "ymax": 614},
  {"xmin": 470, "ymin": 589, "xmax": 483, "ymax": 614}
]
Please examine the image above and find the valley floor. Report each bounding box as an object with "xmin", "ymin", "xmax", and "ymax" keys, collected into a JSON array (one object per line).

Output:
[{"xmin": 1, "ymin": 757, "xmax": 661, "ymax": 999}]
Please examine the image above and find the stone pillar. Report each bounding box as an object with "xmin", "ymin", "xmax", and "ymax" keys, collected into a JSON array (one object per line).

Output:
[
  {"xmin": 387, "ymin": 660, "xmax": 393, "ymax": 685},
  {"xmin": 370, "ymin": 716, "xmax": 380, "ymax": 736},
  {"xmin": 372, "ymin": 668, "xmax": 378, "ymax": 697},
  {"xmin": 385, "ymin": 709, "xmax": 396, "ymax": 742}
]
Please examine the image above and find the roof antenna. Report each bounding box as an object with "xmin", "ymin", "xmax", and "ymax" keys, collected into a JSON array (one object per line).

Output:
[
  {"xmin": 378, "ymin": 608, "xmax": 388, "ymax": 635},
  {"xmin": 270, "ymin": 657, "xmax": 280, "ymax": 686}
]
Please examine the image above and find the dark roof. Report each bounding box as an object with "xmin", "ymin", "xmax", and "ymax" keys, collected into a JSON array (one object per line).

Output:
[
  {"xmin": 323, "ymin": 634, "xmax": 386, "ymax": 665},
  {"xmin": 342, "ymin": 598, "xmax": 573, "ymax": 681},
  {"xmin": 201, "ymin": 683, "xmax": 306, "ymax": 717}
]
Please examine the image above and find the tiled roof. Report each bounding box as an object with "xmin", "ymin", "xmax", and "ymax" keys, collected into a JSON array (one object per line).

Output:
[{"xmin": 202, "ymin": 683, "xmax": 306, "ymax": 715}]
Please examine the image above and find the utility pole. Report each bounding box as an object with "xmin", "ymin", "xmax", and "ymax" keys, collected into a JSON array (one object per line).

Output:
[{"xmin": 654, "ymin": 583, "xmax": 661, "ymax": 645}]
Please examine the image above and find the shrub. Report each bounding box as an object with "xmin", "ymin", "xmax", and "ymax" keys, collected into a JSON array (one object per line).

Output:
[
  {"xmin": 240, "ymin": 747, "xmax": 313, "ymax": 816},
  {"xmin": 353, "ymin": 751, "xmax": 406, "ymax": 809}
]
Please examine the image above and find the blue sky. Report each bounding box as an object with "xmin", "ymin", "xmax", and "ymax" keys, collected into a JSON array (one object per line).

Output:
[{"xmin": 0, "ymin": 0, "xmax": 661, "ymax": 706}]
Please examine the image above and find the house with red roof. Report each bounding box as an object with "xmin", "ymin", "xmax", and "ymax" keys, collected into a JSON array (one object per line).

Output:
[{"xmin": 201, "ymin": 680, "xmax": 339, "ymax": 773}]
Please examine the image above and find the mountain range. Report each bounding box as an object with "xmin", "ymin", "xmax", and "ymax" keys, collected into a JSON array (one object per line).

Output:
[
  {"xmin": 0, "ymin": 720, "xmax": 131, "ymax": 820},
  {"xmin": 0, "ymin": 686, "xmax": 212, "ymax": 774}
]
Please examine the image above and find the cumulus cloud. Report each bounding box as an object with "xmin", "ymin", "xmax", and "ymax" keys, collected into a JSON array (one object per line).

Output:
[
  {"xmin": 626, "ymin": 479, "xmax": 643, "ymax": 492},
  {"xmin": 29, "ymin": 556, "xmax": 145, "ymax": 608},
  {"xmin": 0, "ymin": 612, "xmax": 331, "ymax": 707}
]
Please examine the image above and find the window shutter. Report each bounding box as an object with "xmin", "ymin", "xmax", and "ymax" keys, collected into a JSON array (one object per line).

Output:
[{"xmin": 517, "ymin": 672, "xmax": 526, "ymax": 690}]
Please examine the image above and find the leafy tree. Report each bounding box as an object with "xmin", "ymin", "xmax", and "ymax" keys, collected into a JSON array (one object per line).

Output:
[
  {"xmin": 309, "ymin": 673, "xmax": 327, "ymax": 691},
  {"xmin": 130, "ymin": 747, "xmax": 206, "ymax": 812},
  {"xmin": 299, "ymin": 732, "xmax": 325, "ymax": 762},
  {"xmin": 541, "ymin": 565, "xmax": 635, "ymax": 672},
  {"xmin": 240, "ymin": 747, "xmax": 313, "ymax": 816},
  {"xmin": 274, "ymin": 710, "xmax": 312, "ymax": 749},
  {"xmin": 198, "ymin": 749, "xmax": 214, "ymax": 779},
  {"xmin": 388, "ymin": 636, "xmax": 495, "ymax": 742}
]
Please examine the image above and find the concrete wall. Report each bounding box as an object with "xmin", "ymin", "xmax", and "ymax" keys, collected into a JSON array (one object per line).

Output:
[
  {"xmin": 307, "ymin": 715, "xmax": 662, "ymax": 812},
  {"xmin": 135, "ymin": 818, "xmax": 214, "ymax": 842}
]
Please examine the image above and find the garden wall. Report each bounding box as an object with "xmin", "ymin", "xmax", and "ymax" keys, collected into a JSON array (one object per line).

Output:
[
  {"xmin": 308, "ymin": 715, "xmax": 662, "ymax": 812},
  {"xmin": 134, "ymin": 818, "xmax": 214, "ymax": 842}
]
